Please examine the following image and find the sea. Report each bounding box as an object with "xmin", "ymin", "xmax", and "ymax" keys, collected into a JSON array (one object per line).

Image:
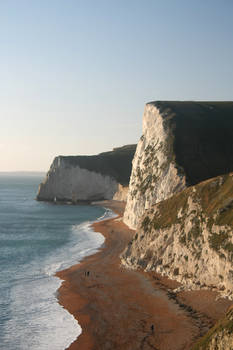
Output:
[{"xmin": 0, "ymin": 174, "xmax": 113, "ymax": 350}]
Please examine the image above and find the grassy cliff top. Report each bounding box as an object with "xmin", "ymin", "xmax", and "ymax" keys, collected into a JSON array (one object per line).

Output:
[
  {"xmin": 148, "ymin": 100, "xmax": 233, "ymax": 111},
  {"xmin": 141, "ymin": 173, "xmax": 233, "ymax": 260},
  {"xmin": 57, "ymin": 144, "xmax": 136, "ymax": 186},
  {"xmin": 148, "ymin": 101, "xmax": 233, "ymax": 185},
  {"xmin": 142, "ymin": 172, "xmax": 233, "ymax": 230}
]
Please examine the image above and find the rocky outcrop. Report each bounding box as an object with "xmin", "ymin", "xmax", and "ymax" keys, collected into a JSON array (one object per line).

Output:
[
  {"xmin": 124, "ymin": 101, "xmax": 233, "ymax": 229},
  {"xmin": 37, "ymin": 145, "xmax": 136, "ymax": 202},
  {"xmin": 121, "ymin": 173, "xmax": 233, "ymax": 299},
  {"xmin": 192, "ymin": 306, "xmax": 233, "ymax": 350},
  {"xmin": 113, "ymin": 184, "xmax": 129, "ymax": 202}
]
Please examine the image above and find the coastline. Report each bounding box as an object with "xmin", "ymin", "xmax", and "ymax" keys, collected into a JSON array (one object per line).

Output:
[{"xmin": 56, "ymin": 201, "xmax": 232, "ymax": 350}]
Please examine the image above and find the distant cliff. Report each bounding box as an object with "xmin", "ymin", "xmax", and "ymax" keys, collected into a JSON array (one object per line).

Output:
[
  {"xmin": 124, "ymin": 101, "xmax": 233, "ymax": 229},
  {"xmin": 37, "ymin": 145, "xmax": 136, "ymax": 202},
  {"xmin": 122, "ymin": 173, "xmax": 233, "ymax": 299}
]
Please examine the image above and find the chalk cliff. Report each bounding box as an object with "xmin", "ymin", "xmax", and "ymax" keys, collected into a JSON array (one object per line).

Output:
[
  {"xmin": 121, "ymin": 101, "xmax": 233, "ymax": 349},
  {"xmin": 124, "ymin": 101, "xmax": 233, "ymax": 229},
  {"xmin": 122, "ymin": 173, "xmax": 233, "ymax": 299},
  {"xmin": 37, "ymin": 145, "xmax": 136, "ymax": 202},
  {"xmin": 192, "ymin": 306, "xmax": 233, "ymax": 350},
  {"xmin": 113, "ymin": 184, "xmax": 129, "ymax": 202}
]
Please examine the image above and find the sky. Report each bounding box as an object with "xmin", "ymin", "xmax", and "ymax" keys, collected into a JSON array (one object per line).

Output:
[{"xmin": 0, "ymin": 0, "xmax": 233, "ymax": 171}]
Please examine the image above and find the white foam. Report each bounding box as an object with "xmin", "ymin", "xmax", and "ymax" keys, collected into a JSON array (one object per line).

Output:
[
  {"xmin": 2, "ymin": 208, "xmax": 116, "ymax": 350},
  {"xmin": 3, "ymin": 275, "xmax": 81, "ymax": 350},
  {"xmin": 44, "ymin": 262, "xmax": 63, "ymax": 276},
  {"xmin": 97, "ymin": 207, "xmax": 118, "ymax": 222}
]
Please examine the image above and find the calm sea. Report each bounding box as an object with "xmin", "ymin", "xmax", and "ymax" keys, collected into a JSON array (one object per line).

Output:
[{"xmin": 0, "ymin": 174, "xmax": 111, "ymax": 350}]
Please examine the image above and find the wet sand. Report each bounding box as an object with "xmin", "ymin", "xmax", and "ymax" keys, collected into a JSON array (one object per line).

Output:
[{"xmin": 56, "ymin": 201, "xmax": 232, "ymax": 350}]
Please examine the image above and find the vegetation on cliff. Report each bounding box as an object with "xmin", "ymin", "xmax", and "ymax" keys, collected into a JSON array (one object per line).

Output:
[
  {"xmin": 124, "ymin": 101, "xmax": 233, "ymax": 229},
  {"xmin": 57, "ymin": 144, "xmax": 136, "ymax": 186},
  {"xmin": 141, "ymin": 172, "xmax": 233, "ymax": 234},
  {"xmin": 37, "ymin": 144, "xmax": 136, "ymax": 202},
  {"xmin": 122, "ymin": 173, "xmax": 233, "ymax": 298},
  {"xmin": 151, "ymin": 101, "xmax": 233, "ymax": 185},
  {"xmin": 121, "ymin": 101, "xmax": 233, "ymax": 349},
  {"xmin": 192, "ymin": 306, "xmax": 233, "ymax": 350}
]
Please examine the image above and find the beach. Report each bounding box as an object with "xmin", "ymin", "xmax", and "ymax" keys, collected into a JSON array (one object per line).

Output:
[{"xmin": 56, "ymin": 201, "xmax": 232, "ymax": 350}]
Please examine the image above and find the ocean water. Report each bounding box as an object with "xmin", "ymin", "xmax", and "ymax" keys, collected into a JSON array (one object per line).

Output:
[{"xmin": 0, "ymin": 174, "xmax": 112, "ymax": 350}]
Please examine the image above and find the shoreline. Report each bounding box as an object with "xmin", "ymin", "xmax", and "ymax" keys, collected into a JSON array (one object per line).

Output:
[{"xmin": 56, "ymin": 201, "xmax": 232, "ymax": 350}]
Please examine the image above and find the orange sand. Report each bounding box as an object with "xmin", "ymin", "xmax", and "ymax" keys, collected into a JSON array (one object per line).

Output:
[{"xmin": 56, "ymin": 201, "xmax": 232, "ymax": 350}]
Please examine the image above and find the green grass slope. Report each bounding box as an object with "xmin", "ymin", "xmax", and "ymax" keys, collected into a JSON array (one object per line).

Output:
[
  {"xmin": 141, "ymin": 173, "xmax": 233, "ymax": 259},
  {"xmin": 142, "ymin": 172, "xmax": 233, "ymax": 232},
  {"xmin": 192, "ymin": 306, "xmax": 233, "ymax": 350},
  {"xmin": 122, "ymin": 173, "xmax": 233, "ymax": 298}
]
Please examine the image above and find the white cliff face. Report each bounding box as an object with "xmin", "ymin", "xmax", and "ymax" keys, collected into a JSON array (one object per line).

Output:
[
  {"xmin": 206, "ymin": 329, "xmax": 233, "ymax": 350},
  {"xmin": 37, "ymin": 157, "xmax": 118, "ymax": 202},
  {"xmin": 194, "ymin": 307, "xmax": 233, "ymax": 350},
  {"xmin": 113, "ymin": 185, "xmax": 128, "ymax": 202},
  {"xmin": 121, "ymin": 175, "xmax": 233, "ymax": 299},
  {"xmin": 124, "ymin": 103, "xmax": 186, "ymax": 229}
]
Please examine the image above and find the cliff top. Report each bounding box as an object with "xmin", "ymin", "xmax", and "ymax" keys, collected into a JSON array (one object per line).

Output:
[
  {"xmin": 141, "ymin": 172, "xmax": 233, "ymax": 254},
  {"xmin": 147, "ymin": 101, "xmax": 233, "ymax": 185},
  {"xmin": 56, "ymin": 144, "xmax": 136, "ymax": 186},
  {"xmin": 147, "ymin": 171, "xmax": 233, "ymax": 225},
  {"xmin": 147, "ymin": 100, "xmax": 233, "ymax": 109}
]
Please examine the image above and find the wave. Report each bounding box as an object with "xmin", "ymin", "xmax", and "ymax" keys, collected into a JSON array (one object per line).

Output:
[
  {"xmin": 43, "ymin": 210, "xmax": 116, "ymax": 277},
  {"xmin": 96, "ymin": 207, "xmax": 117, "ymax": 222},
  {"xmin": 1, "ymin": 205, "xmax": 116, "ymax": 350}
]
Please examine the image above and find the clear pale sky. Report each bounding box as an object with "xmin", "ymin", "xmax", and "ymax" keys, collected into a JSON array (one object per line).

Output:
[{"xmin": 1, "ymin": 0, "xmax": 233, "ymax": 171}]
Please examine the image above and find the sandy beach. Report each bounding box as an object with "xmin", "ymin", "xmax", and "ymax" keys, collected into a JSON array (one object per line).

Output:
[{"xmin": 56, "ymin": 201, "xmax": 232, "ymax": 350}]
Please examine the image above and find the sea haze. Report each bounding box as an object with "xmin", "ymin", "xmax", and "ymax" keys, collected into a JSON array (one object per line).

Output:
[{"xmin": 0, "ymin": 175, "xmax": 111, "ymax": 350}]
